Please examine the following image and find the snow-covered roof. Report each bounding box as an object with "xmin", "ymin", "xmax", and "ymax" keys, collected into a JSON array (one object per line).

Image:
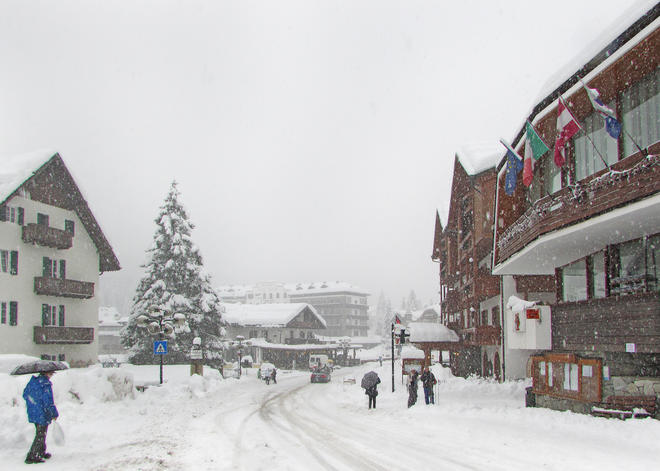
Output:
[
  {"xmin": 221, "ymin": 303, "xmax": 326, "ymax": 328},
  {"xmin": 98, "ymin": 306, "xmax": 127, "ymax": 327},
  {"xmin": 456, "ymin": 143, "xmax": 503, "ymax": 176},
  {"xmin": 248, "ymin": 338, "xmax": 337, "ymax": 351},
  {"xmin": 285, "ymin": 281, "xmax": 370, "ymax": 296},
  {"xmin": 400, "ymin": 345, "xmax": 425, "ymax": 359},
  {"xmin": 409, "ymin": 322, "xmax": 459, "ymax": 343},
  {"xmin": 410, "ymin": 305, "xmax": 441, "ymax": 322},
  {"xmin": 217, "ymin": 281, "xmax": 370, "ymax": 298},
  {"xmin": 535, "ymin": 1, "xmax": 658, "ymax": 105},
  {"xmin": 0, "ymin": 149, "xmax": 56, "ymax": 203}
]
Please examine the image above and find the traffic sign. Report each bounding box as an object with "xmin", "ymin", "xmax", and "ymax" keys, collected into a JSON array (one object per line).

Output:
[{"xmin": 154, "ymin": 340, "xmax": 168, "ymax": 355}]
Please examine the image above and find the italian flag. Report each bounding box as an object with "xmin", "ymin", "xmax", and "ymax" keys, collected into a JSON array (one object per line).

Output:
[
  {"xmin": 523, "ymin": 121, "xmax": 549, "ymax": 186},
  {"xmin": 554, "ymin": 96, "xmax": 581, "ymax": 167}
]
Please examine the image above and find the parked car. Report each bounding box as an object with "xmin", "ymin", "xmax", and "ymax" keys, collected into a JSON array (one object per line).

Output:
[{"xmin": 310, "ymin": 367, "xmax": 331, "ymax": 383}]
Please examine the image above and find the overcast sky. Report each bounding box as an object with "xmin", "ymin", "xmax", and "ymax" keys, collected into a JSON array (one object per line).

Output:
[{"xmin": 0, "ymin": 0, "xmax": 651, "ymax": 312}]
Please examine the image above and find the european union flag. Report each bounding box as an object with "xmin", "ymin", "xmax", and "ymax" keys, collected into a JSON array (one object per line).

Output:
[{"xmin": 504, "ymin": 146, "xmax": 524, "ymax": 196}]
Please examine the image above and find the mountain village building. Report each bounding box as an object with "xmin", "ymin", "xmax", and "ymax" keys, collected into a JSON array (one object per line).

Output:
[
  {"xmin": 0, "ymin": 152, "xmax": 120, "ymax": 366},
  {"xmin": 432, "ymin": 149, "xmax": 557, "ymax": 380},
  {"xmin": 491, "ymin": 5, "xmax": 659, "ymax": 416},
  {"xmin": 218, "ymin": 281, "xmax": 370, "ymax": 337}
]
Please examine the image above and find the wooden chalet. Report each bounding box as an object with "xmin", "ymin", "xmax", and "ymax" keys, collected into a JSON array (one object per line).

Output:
[{"xmin": 492, "ymin": 5, "xmax": 659, "ymax": 417}]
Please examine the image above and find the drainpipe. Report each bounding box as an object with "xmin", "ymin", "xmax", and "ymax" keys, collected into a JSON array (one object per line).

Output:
[{"xmin": 500, "ymin": 277, "xmax": 506, "ymax": 382}]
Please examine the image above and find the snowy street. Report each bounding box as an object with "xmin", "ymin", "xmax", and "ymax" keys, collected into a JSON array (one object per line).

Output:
[{"xmin": 2, "ymin": 361, "xmax": 659, "ymax": 470}]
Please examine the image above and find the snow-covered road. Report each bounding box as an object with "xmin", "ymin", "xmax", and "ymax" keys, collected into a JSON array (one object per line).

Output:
[{"xmin": 1, "ymin": 362, "xmax": 659, "ymax": 470}]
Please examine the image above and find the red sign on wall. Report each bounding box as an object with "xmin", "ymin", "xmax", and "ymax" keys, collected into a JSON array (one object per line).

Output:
[{"xmin": 526, "ymin": 308, "xmax": 540, "ymax": 320}]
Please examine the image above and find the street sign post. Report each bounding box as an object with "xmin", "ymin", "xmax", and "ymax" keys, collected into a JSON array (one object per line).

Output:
[{"xmin": 154, "ymin": 340, "xmax": 168, "ymax": 384}]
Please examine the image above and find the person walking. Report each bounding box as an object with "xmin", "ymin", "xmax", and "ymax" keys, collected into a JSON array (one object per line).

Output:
[
  {"xmin": 271, "ymin": 368, "xmax": 277, "ymax": 384},
  {"xmin": 365, "ymin": 376, "xmax": 381, "ymax": 409},
  {"xmin": 420, "ymin": 366, "xmax": 437, "ymax": 405},
  {"xmin": 407, "ymin": 369, "xmax": 419, "ymax": 408},
  {"xmin": 23, "ymin": 370, "xmax": 59, "ymax": 464}
]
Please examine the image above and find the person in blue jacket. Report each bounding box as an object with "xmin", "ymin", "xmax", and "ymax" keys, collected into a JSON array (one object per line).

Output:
[{"xmin": 23, "ymin": 370, "xmax": 59, "ymax": 464}]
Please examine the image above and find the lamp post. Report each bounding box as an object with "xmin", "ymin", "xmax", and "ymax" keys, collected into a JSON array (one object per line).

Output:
[
  {"xmin": 234, "ymin": 335, "xmax": 250, "ymax": 378},
  {"xmin": 136, "ymin": 306, "xmax": 186, "ymax": 385}
]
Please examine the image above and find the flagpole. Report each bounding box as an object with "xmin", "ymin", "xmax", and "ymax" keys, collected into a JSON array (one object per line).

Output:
[
  {"xmin": 583, "ymin": 132, "xmax": 611, "ymax": 170},
  {"xmin": 622, "ymin": 128, "xmax": 647, "ymax": 157}
]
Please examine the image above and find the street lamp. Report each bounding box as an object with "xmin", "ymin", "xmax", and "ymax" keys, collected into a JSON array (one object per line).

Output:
[
  {"xmin": 136, "ymin": 306, "xmax": 186, "ymax": 384},
  {"xmin": 233, "ymin": 335, "xmax": 251, "ymax": 378}
]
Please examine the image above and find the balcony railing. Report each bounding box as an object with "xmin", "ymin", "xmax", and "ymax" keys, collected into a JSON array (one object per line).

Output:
[
  {"xmin": 34, "ymin": 277, "xmax": 95, "ymax": 299},
  {"xmin": 466, "ymin": 325, "xmax": 502, "ymax": 346},
  {"xmin": 34, "ymin": 326, "xmax": 94, "ymax": 344},
  {"xmin": 496, "ymin": 154, "xmax": 659, "ymax": 265},
  {"xmin": 22, "ymin": 224, "xmax": 73, "ymax": 250}
]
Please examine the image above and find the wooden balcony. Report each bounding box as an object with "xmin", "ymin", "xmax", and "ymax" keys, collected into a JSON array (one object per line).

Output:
[
  {"xmin": 22, "ymin": 224, "xmax": 73, "ymax": 249},
  {"xmin": 34, "ymin": 276, "xmax": 95, "ymax": 299},
  {"xmin": 34, "ymin": 326, "xmax": 95, "ymax": 344},
  {"xmin": 466, "ymin": 325, "xmax": 502, "ymax": 346},
  {"xmin": 495, "ymin": 153, "xmax": 660, "ymax": 274}
]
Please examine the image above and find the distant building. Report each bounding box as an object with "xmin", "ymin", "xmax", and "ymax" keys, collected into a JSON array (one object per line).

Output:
[
  {"xmin": 217, "ymin": 281, "xmax": 370, "ymax": 337},
  {"xmin": 0, "ymin": 152, "xmax": 120, "ymax": 366},
  {"xmin": 285, "ymin": 282, "xmax": 370, "ymax": 337},
  {"xmin": 98, "ymin": 306, "xmax": 128, "ymax": 355}
]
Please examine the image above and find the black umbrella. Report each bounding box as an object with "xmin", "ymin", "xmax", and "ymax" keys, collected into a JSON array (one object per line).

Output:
[
  {"xmin": 10, "ymin": 360, "xmax": 69, "ymax": 376},
  {"xmin": 361, "ymin": 371, "xmax": 380, "ymax": 389}
]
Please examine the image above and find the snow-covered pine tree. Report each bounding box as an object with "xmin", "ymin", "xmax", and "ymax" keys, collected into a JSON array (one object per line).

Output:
[{"xmin": 121, "ymin": 181, "xmax": 225, "ymax": 364}]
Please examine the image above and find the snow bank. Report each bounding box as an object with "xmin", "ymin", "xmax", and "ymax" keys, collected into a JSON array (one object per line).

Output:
[{"xmin": 507, "ymin": 295, "xmax": 537, "ymax": 314}]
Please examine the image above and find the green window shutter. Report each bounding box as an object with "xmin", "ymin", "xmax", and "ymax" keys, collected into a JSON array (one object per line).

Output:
[
  {"xmin": 10, "ymin": 251, "xmax": 18, "ymax": 275},
  {"xmin": 9, "ymin": 302, "xmax": 17, "ymax": 326}
]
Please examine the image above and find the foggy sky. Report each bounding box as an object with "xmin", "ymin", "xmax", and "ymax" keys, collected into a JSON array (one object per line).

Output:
[{"xmin": 0, "ymin": 0, "xmax": 647, "ymax": 313}]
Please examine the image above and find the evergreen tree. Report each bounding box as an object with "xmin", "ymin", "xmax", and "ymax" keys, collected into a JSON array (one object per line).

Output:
[{"xmin": 121, "ymin": 181, "xmax": 225, "ymax": 364}]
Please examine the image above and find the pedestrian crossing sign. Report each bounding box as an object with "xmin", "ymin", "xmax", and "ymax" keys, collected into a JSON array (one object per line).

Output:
[{"xmin": 154, "ymin": 340, "xmax": 168, "ymax": 355}]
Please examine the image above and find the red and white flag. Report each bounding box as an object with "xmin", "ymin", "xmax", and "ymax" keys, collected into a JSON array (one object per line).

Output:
[{"xmin": 553, "ymin": 96, "xmax": 581, "ymax": 167}]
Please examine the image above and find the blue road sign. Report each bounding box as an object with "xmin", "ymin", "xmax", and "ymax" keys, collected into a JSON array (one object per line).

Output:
[{"xmin": 154, "ymin": 340, "xmax": 168, "ymax": 355}]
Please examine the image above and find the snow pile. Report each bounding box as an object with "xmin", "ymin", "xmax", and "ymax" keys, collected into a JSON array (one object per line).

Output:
[
  {"xmin": 408, "ymin": 322, "xmax": 459, "ymax": 342},
  {"xmin": 507, "ymin": 295, "xmax": 537, "ymax": 314}
]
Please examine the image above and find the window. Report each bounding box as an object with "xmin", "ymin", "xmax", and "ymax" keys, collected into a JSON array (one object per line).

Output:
[
  {"xmin": 42, "ymin": 304, "xmax": 58, "ymax": 326},
  {"xmin": 542, "ymin": 156, "xmax": 562, "ymax": 195},
  {"xmin": 9, "ymin": 301, "xmax": 17, "ymax": 326},
  {"xmin": 539, "ymin": 361, "xmax": 546, "ymax": 376},
  {"xmin": 42, "ymin": 257, "xmax": 65, "ymax": 278},
  {"xmin": 590, "ymin": 252, "xmax": 606, "ymax": 299},
  {"xmin": 621, "ymin": 68, "xmax": 660, "ymax": 157},
  {"xmin": 610, "ymin": 238, "xmax": 646, "ymax": 295},
  {"xmin": 548, "ymin": 362, "xmax": 553, "ymax": 387},
  {"xmin": 491, "ymin": 306, "xmax": 500, "ymax": 327},
  {"xmin": 65, "ymin": 219, "xmax": 75, "ymax": 235},
  {"xmin": 573, "ymin": 108, "xmax": 618, "ymax": 181},
  {"xmin": 58, "ymin": 354, "xmax": 66, "ymax": 361},
  {"xmin": 481, "ymin": 310, "xmax": 488, "ymax": 326},
  {"xmin": 563, "ymin": 363, "xmax": 579, "ymax": 391},
  {"xmin": 647, "ymin": 235, "xmax": 659, "ymax": 293},
  {"xmin": 58, "ymin": 305, "xmax": 65, "ymax": 326},
  {"xmin": 0, "ymin": 250, "xmax": 18, "ymax": 275},
  {"xmin": 37, "ymin": 213, "xmax": 49, "ymax": 226},
  {"xmin": 1, "ymin": 302, "xmax": 5, "ymax": 324},
  {"xmin": 561, "ymin": 259, "xmax": 587, "ymax": 302}
]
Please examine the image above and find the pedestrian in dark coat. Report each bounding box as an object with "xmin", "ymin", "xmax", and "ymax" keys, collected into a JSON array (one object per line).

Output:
[
  {"xmin": 420, "ymin": 367, "xmax": 437, "ymax": 404},
  {"xmin": 407, "ymin": 369, "xmax": 419, "ymax": 408},
  {"xmin": 23, "ymin": 371, "xmax": 59, "ymax": 464},
  {"xmin": 271, "ymin": 368, "xmax": 277, "ymax": 384},
  {"xmin": 365, "ymin": 377, "xmax": 381, "ymax": 409}
]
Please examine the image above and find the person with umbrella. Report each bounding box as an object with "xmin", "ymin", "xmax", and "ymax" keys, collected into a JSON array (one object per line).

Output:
[
  {"xmin": 407, "ymin": 369, "xmax": 419, "ymax": 408},
  {"xmin": 12, "ymin": 360, "xmax": 66, "ymax": 464},
  {"xmin": 361, "ymin": 371, "xmax": 380, "ymax": 409}
]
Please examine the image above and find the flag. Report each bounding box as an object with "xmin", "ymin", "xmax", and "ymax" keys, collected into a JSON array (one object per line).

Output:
[
  {"xmin": 582, "ymin": 81, "xmax": 621, "ymax": 139},
  {"xmin": 554, "ymin": 97, "xmax": 581, "ymax": 167},
  {"xmin": 500, "ymin": 139, "xmax": 524, "ymax": 196},
  {"xmin": 522, "ymin": 121, "xmax": 549, "ymax": 186}
]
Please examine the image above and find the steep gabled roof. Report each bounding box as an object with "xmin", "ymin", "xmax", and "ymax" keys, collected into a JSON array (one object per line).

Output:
[
  {"xmin": 221, "ymin": 302, "xmax": 327, "ymax": 328},
  {"xmin": 431, "ymin": 210, "xmax": 443, "ymax": 261},
  {"xmin": 0, "ymin": 151, "xmax": 120, "ymax": 272}
]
